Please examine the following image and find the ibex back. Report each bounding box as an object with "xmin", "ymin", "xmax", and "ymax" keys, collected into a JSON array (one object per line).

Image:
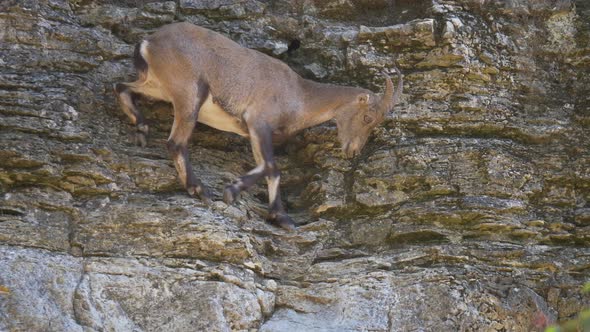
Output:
[{"xmin": 114, "ymin": 22, "xmax": 402, "ymax": 230}]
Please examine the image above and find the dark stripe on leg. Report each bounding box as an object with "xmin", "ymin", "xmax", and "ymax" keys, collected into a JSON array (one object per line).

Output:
[
  {"xmin": 167, "ymin": 140, "xmax": 208, "ymax": 198},
  {"xmin": 165, "ymin": 81, "xmax": 211, "ymax": 202},
  {"xmin": 114, "ymin": 83, "xmax": 127, "ymax": 94}
]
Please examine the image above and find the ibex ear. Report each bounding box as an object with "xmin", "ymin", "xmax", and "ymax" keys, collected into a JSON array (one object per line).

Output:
[{"xmin": 357, "ymin": 93, "xmax": 370, "ymax": 104}]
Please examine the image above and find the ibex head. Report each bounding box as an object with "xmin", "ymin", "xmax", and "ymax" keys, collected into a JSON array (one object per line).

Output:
[{"xmin": 335, "ymin": 68, "xmax": 403, "ymax": 158}]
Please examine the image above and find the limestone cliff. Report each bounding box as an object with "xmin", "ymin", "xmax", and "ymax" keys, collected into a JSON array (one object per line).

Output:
[{"xmin": 1, "ymin": 0, "xmax": 589, "ymax": 330}]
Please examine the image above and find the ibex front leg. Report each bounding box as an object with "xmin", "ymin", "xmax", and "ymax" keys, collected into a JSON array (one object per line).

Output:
[
  {"xmin": 223, "ymin": 124, "xmax": 295, "ymax": 230},
  {"xmin": 167, "ymin": 96, "xmax": 211, "ymax": 204}
]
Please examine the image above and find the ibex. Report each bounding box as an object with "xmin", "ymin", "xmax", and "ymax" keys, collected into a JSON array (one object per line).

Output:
[{"xmin": 114, "ymin": 22, "xmax": 402, "ymax": 230}]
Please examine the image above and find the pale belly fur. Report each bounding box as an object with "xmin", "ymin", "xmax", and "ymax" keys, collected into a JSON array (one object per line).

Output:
[
  {"xmin": 197, "ymin": 94, "xmax": 249, "ymax": 137},
  {"xmin": 139, "ymin": 69, "xmax": 247, "ymax": 137}
]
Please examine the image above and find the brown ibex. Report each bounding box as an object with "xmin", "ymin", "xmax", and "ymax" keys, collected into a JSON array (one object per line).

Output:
[{"xmin": 114, "ymin": 22, "xmax": 402, "ymax": 230}]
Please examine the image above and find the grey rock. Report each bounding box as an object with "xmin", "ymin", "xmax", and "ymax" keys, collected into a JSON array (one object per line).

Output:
[
  {"xmin": 358, "ymin": 19, "xmax": 437, "ymax": 49},
  {"xmin": 180, "ymin": 0, "xmax": 265, "ymax": 18}
]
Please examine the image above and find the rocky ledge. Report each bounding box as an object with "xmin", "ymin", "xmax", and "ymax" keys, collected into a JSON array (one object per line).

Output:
[{"xmin": 1, "ymin": 0, "xmax": 589, "ymax": 331}]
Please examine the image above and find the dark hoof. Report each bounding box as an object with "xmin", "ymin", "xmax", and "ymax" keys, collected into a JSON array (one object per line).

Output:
[
  {"xmin": 134, "ymin": 124, "xmax": 149, "ymax": 147},
  {"xmin": 223, "ymin": 185, "xmax": 239, "ymax": 205},
  {"xmin": 268, "ymin": 213, "xmax": 296, "ymax": 232},
  {"xmin": 188, "ymin": 185, "xmax": 212, "ymax": 205},
  {"xmin": 134, "ymin": 132, "xmax": 147, "ymax": 147},
  {"xmin": 202, "ymin": 196, "xmax": 213, "ymax": 206}
]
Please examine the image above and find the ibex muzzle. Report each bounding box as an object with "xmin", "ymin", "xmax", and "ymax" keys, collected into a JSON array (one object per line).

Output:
[{"xmin": 114, "ymin": 22, "xmax": 403, "ymax": 230}]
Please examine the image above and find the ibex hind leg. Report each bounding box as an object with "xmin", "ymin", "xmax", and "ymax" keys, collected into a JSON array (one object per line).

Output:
[
  {"xmin": 113, "ymin": 42, "xmax": 150, "ymax": 147},
  {"xmin": 167, "ymin": 82, "xmax": 212, "ymax": 205}
]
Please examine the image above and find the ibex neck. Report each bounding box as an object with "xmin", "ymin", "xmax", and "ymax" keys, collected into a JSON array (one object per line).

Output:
[{"xmin": 298, "ymin": 78, "xmax": 364, "ymax": 128}]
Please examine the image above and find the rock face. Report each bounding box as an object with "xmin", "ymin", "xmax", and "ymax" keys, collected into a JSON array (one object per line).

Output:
[{"xmin": 1, "ymin": 0, "xmax": 589, "ymax": 331}]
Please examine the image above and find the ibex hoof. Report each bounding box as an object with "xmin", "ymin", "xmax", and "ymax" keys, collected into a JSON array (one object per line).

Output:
[
  {"xmin": 134, "ymin": 132, "xmax": 147, "ymax": 147},
  {"xmin": 268, "ymin": 212, "xmax": 296, "ymax": 232},
  {"xmin": 202, "ymin": 196, "xmax": 213, "ymax": 206},
  {"xmin": 188, "ymin": 185, "xmax": 212, "ymax": 205},
  {"xmin": 133, "ymin": 124, "xmax": 149, "ymax": 147},
  {"xmin": 223, "ymin": 185, "xmax": 239, "ymax": 204}
]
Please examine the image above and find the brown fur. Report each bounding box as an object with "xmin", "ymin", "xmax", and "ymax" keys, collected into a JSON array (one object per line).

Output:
[{"xmin": 114, "ymin": 22, "xmax": 403, "ymax": 230}]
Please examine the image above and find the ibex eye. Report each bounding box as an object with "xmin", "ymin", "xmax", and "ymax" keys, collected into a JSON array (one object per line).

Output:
[{"xmin": 363, "ymin": 115, "xmax": 373, "ymax": 124}]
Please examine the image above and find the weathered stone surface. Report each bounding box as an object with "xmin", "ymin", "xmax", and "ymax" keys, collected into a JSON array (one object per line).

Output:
[
  {"xmin": 0, "ymin": 246, "xmax": 271, "ymax": 331},
  {"xmin": 1, "ymin": 0, "xmax": 589, "ymax": 331},
  {"xmin": 179, "ymin": 0, "xmax": 265, "ymax": 19},
  {"xmin": 358, "ymin": 19, "xmax": 437, "ymax": 49}
]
